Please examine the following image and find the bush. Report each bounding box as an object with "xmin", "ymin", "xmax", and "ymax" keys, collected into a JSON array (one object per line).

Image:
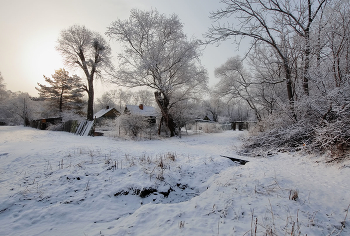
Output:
[
  {"xmin": 242, "ymin": 120, "xmax": 315, "ymax": 155},
  {"xmin": 242, "ymin": 88, "xmax": 350, "ymax": 161},
  {"xmin": 192, "ymin": 122, "xmax": 223, "ymax": 133},
  {"xmin": 311, "ymin": 104, "xmax": 350, "ymax": 162},
  {"xmin": 115, "ymin": 114, "xmax": 158, "ymax": 139},
  {"xmin": 119, "ymin": 114, "xmax": 147, "ymax": 137}
]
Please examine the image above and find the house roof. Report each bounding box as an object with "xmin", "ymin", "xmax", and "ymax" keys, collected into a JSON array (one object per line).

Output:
[
  {"xmin": 125, "ymin": 105, "xmax": 158, "ymax": 117},
  {"xmin": 94, "ymin": 107, "xmax": 119, "ymax": 119}
]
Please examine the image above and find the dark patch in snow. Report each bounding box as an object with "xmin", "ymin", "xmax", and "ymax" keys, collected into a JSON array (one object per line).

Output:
[
  {"xmin": 176, "ymin": 183, "xmax": 188, "ymax": 190},
  {"xmin": 220, "ymin": 155, "xmax": 249, "ymax": 165},
  {"xmin": 139, "ymin": 188, "xmax": 157, "ymax": 198},
  {"xmin": 63, "ymin": 200, "xmax": 73, "ymax": 204},
  {"xmin": 114, "ymin": 190, "xmax": 129, "ymax": 196},
  {"xmin": 159, "ymin": 187, "xmax": 174, "ymax": 197},
  {"xmin": 114, "ymin": 187, "xmax": 175, "ymax": 198},
  {"xmin": 0, "ymin": 208, "xmax": 9, "ymax": 214}
]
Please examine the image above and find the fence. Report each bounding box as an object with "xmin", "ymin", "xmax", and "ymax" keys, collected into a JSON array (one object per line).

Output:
[{"xmin": 30, "ymin": 119, "xmax": 94, "ymax": 136}]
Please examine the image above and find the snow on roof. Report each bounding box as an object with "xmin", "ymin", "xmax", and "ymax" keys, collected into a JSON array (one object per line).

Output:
[
  {"xmin": 125, "ymin": 104, "xmax": 158, "ymax": 117},
  {"xmin": 93, "ymin": 107, "xmax": 116, "ymax": 119}
]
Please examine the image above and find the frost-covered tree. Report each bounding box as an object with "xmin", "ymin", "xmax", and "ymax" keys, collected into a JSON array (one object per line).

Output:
[
  {"xmin": 215, "ymin": 56, "xmax": 263, "ymax": 122},
  {"xmin": 95, "ymin": 91, "xmax": 117, "ymax": 112},
  {"xmin": 171, "ymin": 98, "xmax": 203, "ymax": 136},
  {"xmin": 202, "ymin": 93, "xmax": 227, "ymax": 122},
  {"xmin": 206, "ymin": 1, "xmax": 294, "ymax": 118},
  {"xmin": 106, "ymin": 9, "xmax": 208, "ymax": 136},
  {"xmin": 0, "ymin": 72, "xmax": 8, "ymax": 124},
  {"xmin": 131, "ymin": 89, "xmax": 154, "ymax": 107},
  {"xmin": 118, "ymin": 114, "xmax": 148, "ymax": 138},
  {"xmin": 36, "ymin": 68, "xmax": 85, "ymax": 115},
  {"xmin": 0, "ymin": 91, "xmax": 38, "ymax": 126},
  {"xmin": 0, "ymin": 73, "xmax": 49, "ymax": 125},
  {"xmin": 104, "ymin": 89, "xmax": 133, "ymax": 111},
  {"xmin": 215, "ymin": 1, "xmax": 350, "ymax": 159},
  {"xmin": 207, "ymin": 0, "xmax": 329, "ymax": 120},
  {"xmin": 0, "ymin": 72, "xmax": 8, "ymax": 101},
  {"xmin": 322, "ymin": 2, "xmax": 350, "ymax": 88},
  {"xmin": 56, "ymin": 25, "xmax": 113, "ymax": 120},
  {"xmin": 0, "ymin": 73, "xmax": 33, "ymax": 125}
]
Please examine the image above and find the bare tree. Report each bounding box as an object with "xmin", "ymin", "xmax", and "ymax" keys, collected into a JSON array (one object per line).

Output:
[
  {"xmin": 211, "ymin": 1, "xmax": 350, "ymax": 157},
  {"xmin": 171, "ymin": 98, "xmax": 203, "ymax": 136},
  {"xmin": 108, "ymin": 89, "xmax": 133, "ymax": 111},
  {"xmin": 206, "ymin": 0, "xmax": 327, "ymax": 119},
  {"xmin": 0, "ymin": 91, "xmax": 37, "ymax": 125},
  {"xmin": 95, "ymin": 92, "xmax": 117, "ymax": 111},
  {"xmin": 254, "ymin": 0, "xmax": 328, "ymax": 95},
  {"xmin": 106, "ymin": 9, "xmax": 208, "ymax": 136},
  {"xmin": 202, "ymin": 93, "xmax": 226, "ymax": 122},
  {"xmin": 56, "ymin": 25, "xmax": 113, "ymax": 120},
  {"xmin": 247, "ymin": 45, "xmax": 296, "ymax": 119},
  {"xmin": 215, "ymin": 56, "xmax": 262, "ymax": 121},
  {"xmin": 323, "ymin": 2, "xmax": 350, "ymax": 87},
  {"xmin": 131, "ymin": 89, "xmax": 155, "ymax": 107}
]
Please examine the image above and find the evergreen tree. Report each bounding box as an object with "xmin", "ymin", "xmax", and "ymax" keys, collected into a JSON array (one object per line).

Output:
[{"xmin": 36, "ymin": 69, "xmax": 85, "ymax": 115}]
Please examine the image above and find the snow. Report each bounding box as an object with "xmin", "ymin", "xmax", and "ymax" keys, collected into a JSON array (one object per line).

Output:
[{"xmin": 0, "ymin": 126, "xmax": 349, "ymax": 236}]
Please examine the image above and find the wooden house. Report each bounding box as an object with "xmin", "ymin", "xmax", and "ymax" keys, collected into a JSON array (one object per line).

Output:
[
  {"xmin": 94, "ymin": 106, "xmax": 120, "ymax": 119},
  {"xmin": 94, "ymin": 106, "xmax": 121, "ymax": 122},
  {"xmin": 124, "ymin": 104, "xmax": 158, "ymax": 124}
]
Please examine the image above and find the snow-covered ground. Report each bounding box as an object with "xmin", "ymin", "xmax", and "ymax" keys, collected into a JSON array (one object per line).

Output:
[{"xmin": 0, "ymin": 126, "xmax": 349, "ymax": 236}]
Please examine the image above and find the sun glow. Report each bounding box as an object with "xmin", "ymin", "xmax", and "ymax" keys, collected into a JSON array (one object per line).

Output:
[
  {"xmin": 22, "ymin": 34, "xmax": 65, "ymax": 94},
  {"xmin": 31, "ymin": 41, "xmax": 65, "ymax": 77}
]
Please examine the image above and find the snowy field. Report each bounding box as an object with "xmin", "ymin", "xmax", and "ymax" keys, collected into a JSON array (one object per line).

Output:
[{"xmin": 0, "ymin": 126, "xmax": 349, "ymax": 236}]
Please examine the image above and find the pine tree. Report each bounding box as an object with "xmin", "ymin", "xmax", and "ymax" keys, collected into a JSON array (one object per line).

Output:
[{"xmin": 36, "ymin": 69, "xmax": 85, "ymax": 115}]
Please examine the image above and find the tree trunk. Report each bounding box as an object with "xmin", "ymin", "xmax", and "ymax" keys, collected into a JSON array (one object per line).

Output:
[
  {"xmin": 154, "ymin": 91, "xmax": 177, "ymax": 137},
  {"xmin": 303, "ymin": 0, "xmax": 312, "ymax": 96},
  {"xmin": 303, "ymin": 35, "xmax": 310, "ymax": 95},
  {"xmin": 59, "ymin": 89, "xmax": 63, "ymax": 113},
  {"xmin": 87, "ymin": 77, "xmax": 94, "ymax": 120},
  {"xmin": 158, "ymin": 116, "xmax": 163, "ymax": 135},
  {"xmin": 285, "ymin": 64, "xmax": 297, "ymax": 121}
]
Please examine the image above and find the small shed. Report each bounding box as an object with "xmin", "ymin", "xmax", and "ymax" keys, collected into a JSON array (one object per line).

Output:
[{"xmin": 31, "ymin": 117, "xmax": 62, "ymax": 130}]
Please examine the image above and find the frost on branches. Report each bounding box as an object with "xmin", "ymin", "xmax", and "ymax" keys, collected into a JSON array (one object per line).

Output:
[
  {"xmin": 56, "ymin": 25, "xmax": 113, "ymax": 121},
  {"xmin": 106, "ymin": 9, "xmax": 208, "ymax": 137},
  {"xmin": 208, "ymin": 0, "xmax": 350, "ymax": 161}
]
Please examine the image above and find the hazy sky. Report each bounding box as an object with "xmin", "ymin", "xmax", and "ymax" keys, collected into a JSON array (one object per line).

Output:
[{"xmin": 0, "ymin": 0, "xmax": 247, "ymax": 97}]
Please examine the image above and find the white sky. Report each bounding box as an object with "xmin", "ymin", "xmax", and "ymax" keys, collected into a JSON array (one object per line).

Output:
[{"xmin": 0, "ymin": 0, "xmax": 248, "ymax": 97}]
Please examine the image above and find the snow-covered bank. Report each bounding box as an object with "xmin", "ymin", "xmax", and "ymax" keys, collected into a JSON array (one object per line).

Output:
[{"xmin": 0, "ymin": 126, "xmax": 349, "ymax": 235}]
